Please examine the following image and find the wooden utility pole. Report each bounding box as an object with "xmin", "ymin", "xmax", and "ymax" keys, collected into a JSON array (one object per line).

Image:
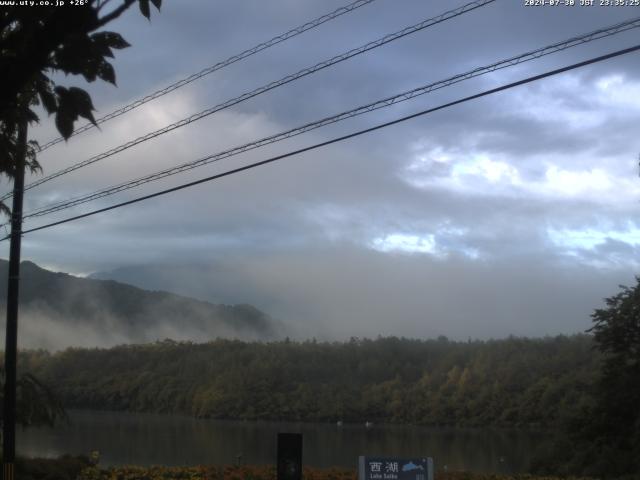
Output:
[{"xmin": 3, "ymin": 117, "xmax": 27, "ymax": 480}]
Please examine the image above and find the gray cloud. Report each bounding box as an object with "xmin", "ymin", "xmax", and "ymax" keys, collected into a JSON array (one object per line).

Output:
[
  {"xmin": 2, "ymin": 0, "xmax": 640, "ymax": 342},
  {"xmin": 89, "ymin": 247, "xmax": 635, "ymax": 341}
]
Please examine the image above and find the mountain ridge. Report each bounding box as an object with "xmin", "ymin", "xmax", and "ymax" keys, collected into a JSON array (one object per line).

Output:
[{"xmin": 0, "ymin": 259, "xmax": 281, "ymax": 349}]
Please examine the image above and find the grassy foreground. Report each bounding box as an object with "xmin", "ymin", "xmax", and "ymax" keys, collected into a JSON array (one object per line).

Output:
[{"xmin": 16, "ymin": 457, "xmax": 598, "ymax": 480}]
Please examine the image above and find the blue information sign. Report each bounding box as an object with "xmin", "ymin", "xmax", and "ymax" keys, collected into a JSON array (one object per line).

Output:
[{"xmin": 358, "ymin": 457, "xmax": 433, "ymax": 480}]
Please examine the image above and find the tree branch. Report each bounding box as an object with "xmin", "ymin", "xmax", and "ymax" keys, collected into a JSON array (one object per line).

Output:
[{"xmin": 96, "ymin": 0, "xmax": 137, "ymax": 28}]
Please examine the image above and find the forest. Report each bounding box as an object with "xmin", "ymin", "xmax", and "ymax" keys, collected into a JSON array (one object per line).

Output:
[{"xmin": 19, "ymin": 335, "xmax": 597, "ymax": 428}]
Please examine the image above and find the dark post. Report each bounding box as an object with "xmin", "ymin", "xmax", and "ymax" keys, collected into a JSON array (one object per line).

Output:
[
  {"xmin": 277, "ymin": 433, "xmax": 303, "ymax": 480},
  {"xmin": 3, "ymin": 117, "xmax": 27, "ymax": 480}
]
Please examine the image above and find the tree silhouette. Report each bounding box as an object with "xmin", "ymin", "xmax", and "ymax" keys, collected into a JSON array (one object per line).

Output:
[
  {"xmin": 0, "ymin": 0, "xmax": 161, "ymax": 185},
  {"xmin": 0, "ymin": 368, "xmax": 67, "ymax": 428},
  {"xmin": 586, "ymin": 278, "xmax": 640, "ymax": 476},
  {"xmin": 540, "ymin": 279, "xmax": 640, "ymax": 477},
  {"xmin": 0, "ymin": 0, "xmax": 162, "ymax": 447}
]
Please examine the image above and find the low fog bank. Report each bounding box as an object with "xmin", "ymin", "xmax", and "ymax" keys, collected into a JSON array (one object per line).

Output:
[
  {"xmin": 5, "ymin": 305, "xmax": 282, "ymax": 351},
  {"xmin": 91, "ymin": 247, "xmax": 634, "ymax": 342},
  {"xmin": 0, "ymin": 245, "xmax": 631, "ymax": 351},
  {"xmin": 0, "ymin": 259, "xmax": 285, "ymax": 351}
]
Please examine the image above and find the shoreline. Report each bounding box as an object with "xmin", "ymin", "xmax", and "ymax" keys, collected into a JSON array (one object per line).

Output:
[{"xmin": 62, "ymin": 407, "xmax": 553, "ymax": 431}]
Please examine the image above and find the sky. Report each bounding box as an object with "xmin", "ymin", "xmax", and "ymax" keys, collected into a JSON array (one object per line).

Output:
[{"xmin": 3, "ymin": 0, "xmax": 640, "ymax": 342}]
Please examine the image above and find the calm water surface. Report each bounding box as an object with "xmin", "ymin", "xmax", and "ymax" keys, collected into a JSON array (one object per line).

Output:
[{"xmin": 18, "ymin": 410, "xmax": 545, "ymax": 473}]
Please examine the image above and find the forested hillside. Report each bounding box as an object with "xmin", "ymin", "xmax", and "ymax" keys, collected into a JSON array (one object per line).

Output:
[
  {"xmin": 19, "ymin": 335, "xmax": 598, "ymax": 427},
  {"xmin": 0, "ymin": 260, "xmax": 280, "ymax": 348}
]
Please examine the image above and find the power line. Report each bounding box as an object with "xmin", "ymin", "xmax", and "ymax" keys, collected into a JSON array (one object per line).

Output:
[
  {"xmin": 4, "ymin": 0, "xmax": 496, "ymax": 202},
  {"xmin": 11, "ymin": 43, "xmax": 640, "ymax": 239},
  {"xmin": 35, "ymin": 0, "xmax": 379, "ymax": 153},
  {"xmin": 22, "ymin": 16, "xmax": 640, "ymax": 220}
]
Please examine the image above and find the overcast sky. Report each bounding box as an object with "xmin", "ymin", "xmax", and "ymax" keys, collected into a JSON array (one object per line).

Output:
[{"xmin": 3, "ymin": 0, "xmax": 640, "ymax": 341}]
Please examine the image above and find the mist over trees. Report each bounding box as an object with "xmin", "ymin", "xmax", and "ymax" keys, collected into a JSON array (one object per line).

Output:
[{"xmin": 0, "ymin": 260, "xmax": 280, "ymax": 349}]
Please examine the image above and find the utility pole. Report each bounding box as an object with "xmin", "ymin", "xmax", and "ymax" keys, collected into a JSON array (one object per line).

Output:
[{"xmin": 3, "ymin": 116, "xmax": 27, "ymax": 480}]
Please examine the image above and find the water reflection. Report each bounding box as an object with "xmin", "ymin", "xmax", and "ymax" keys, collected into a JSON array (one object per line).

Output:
[{"xmin": 18, "ymin": 410, "xmax": 545, "ymax": 473}]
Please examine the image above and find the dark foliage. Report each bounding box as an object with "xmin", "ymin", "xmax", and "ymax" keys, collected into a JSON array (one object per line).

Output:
[
  {"xmin": 20, "ymin": 335, "xmax": 597, "ymax": 428},
  {"xmin": 13, "ymin": 455, "xmax": 91, "ymax": 480},
  {"xmin": 0, "ymin": 366, "xmax": 67, "ymax": 431},
  {"xmin": 584, "ymin": 278, "xmax": 640, "ymax": 477},
  {"xmin": 0, "ymin": 0, "xmax": 161, "ymax": 212},
  {"xmin": 533, "ymin": 278, "xmax": 640, "ymax": 478}
]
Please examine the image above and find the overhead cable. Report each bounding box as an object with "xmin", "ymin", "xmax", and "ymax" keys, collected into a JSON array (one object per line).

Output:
[
  {"xmin": 22, "ymin": 16, "xmax": 640, "ymax": 219},
  {"xmin": 5, "ymin": 0, "xmax": 496, "ymax": 202},
  {"xmin": 12, "ymin": 43, "xmax": 640, "ymax": 238},
  {"xmin": 36, "ymin": 0, "xmax": 380, "ymax": 152}
]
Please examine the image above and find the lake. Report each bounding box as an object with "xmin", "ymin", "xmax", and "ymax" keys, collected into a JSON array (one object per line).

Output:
[{"xmin": 18, "ymin": 410, "xmax": 546, "ymax": 473}]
